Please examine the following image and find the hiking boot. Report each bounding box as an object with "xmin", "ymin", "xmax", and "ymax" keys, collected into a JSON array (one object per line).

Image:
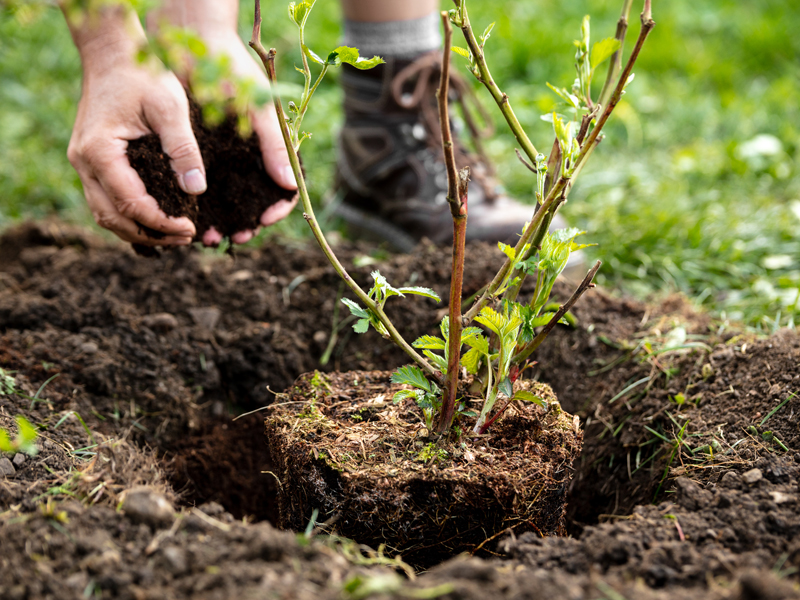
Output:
[{"xmin": 333, "ymin": 51, "xmax": 584, "ymax": 277}]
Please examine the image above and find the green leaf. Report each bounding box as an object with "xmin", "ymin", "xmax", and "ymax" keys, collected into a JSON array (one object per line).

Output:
[
  {"xmin": 353, "ymin": 318, "xmax": 370, "ymax": 334},
  {"xmin": 423, "ymin": 350, "xmax": 448, "ymax": 372},
  {"xmin": 393, "ymin": 389, "xmax": 418, "ymax": 404},
  {"xmin": 0, "ymin": 429, "xmax": 12, "ymax": 453},
  {"xmin": 398, "ymin": 286, "xmax": 441, "ymax": 301},
  {"xmin": 332, "ymin": 46, "xmax": 384, "ymax": 70},
  {"xmin": 16, "ymin": 416, "xmax": 37, "ymax": 444},
  {"xmin": 341, "ymin": 298, "xmax": 369, "ymax": 319},
  {"xmin": 451, "ymin": 46, "xmax": 471, "ymax": 60},
  {"xmin": 498, "ymin": 377, "xmax": 513, "ymax": 398},
  {"xmin": 513, "ymin": 390, "xmax": 547, "ymax": 408},
  {"xmin": 289, "ymin": 0, "xmax": 316, "ymax": 27},
  {"xmin": 463, "ymin": 333, "xmax": 489, "ymax": 354},
  {"xmin": 460, "ymin": 347, "xmax": 484, "ymax": 375},
  {"xmin": 498, "ymin": 242, "xmax": 516, "ymax": 260},
  {"xmin": 590, "ymin": 37, "xmax": 621, "ymax": 72},
  {"xmin": 546, "ymin": 82, "xmax": 580, "ymax": 109},
  {"xmin": 475, "ymin": 306, "xmax": 507, "ymax": 337},
  {"xmin": 480, "ymin": 22, "xmax": 495, "ymax": 44},
  {"xmin": 413, "ymin": 335, "xmax": 446, "ymax": 350},
  {"xmin": 302, "ymin": 44, "xmax": 324, "ymax": 65},
  {"xmin": 391, "ymin": 365, "xmax": 432, "ymax": 392},
  {"xmin": 461, "ymin": 327, "xmax": 484, "ymax": 343}
]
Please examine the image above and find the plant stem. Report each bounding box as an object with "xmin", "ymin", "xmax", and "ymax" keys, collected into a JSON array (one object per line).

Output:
[
  {"xmin": 462, "ymin": 10, "xmax": 653, "ymax": 324},
  {"xmin": 249, "ymin": 1, "xmax": 439, "ymax": 382},
  {"xmin": 598, "ymin": 0, "xmax": 634, "ymax": 109},
  {"xmin": 455, "ymin": 4, "xmax": 539, "ymax": 164},
  {"xmin": 513, "ymin": 260, "xmax": 601, "ymax": 364},
  {"xmin": 436, "ymin": 12, "xmax": 468, "ymax": 435}
]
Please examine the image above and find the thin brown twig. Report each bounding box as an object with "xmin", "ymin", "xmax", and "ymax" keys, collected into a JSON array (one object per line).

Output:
[{"xmin": 513, "ymin": 261, "xmax": 601, "ymax": 364}]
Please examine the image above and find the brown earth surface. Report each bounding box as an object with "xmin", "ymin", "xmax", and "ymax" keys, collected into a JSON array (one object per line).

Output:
[{"xmin": 0, "ymin": 220, "xmax": 798, "ymax": 599}]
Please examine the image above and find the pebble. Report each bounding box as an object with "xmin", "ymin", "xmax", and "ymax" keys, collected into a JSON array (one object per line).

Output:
[
  {"xmin": 188, "ymin": 307, "xmax": 221, "ymax": 331},
  {"xmin": 161, "ymin": 546, "xmax": 188, "ymax": 575},
  {"xmin": 0, "ymin": 457, "xmax": 15, "ymax": 477},
  {"xmin": 79, "ymin": 341, "xmax": 99, "ymax": 354},
  {"xmin": 719, "ymin": 471, "xmax": 740, "ymax": 488},
  {"xmin": 12, "ymin": 453, "xmax": 25, "ymax": 467},
  {"xmin": 141, "ymin": 313, "xmax": 179, "ymax": 331},
  {"xmin": 742, "ymin": 468, "xmax": 763, "ymax": 484},
  {"xmin": 123, "ymin": 487, "xmax": 174, "ymax": 528},
  {"xmin": 770, "ymin": 491, "xmax": 794, "ymax": 504}
]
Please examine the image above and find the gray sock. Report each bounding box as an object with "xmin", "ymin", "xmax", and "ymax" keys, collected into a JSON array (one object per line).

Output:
[{"xmin": 343, "ymin": 11, "xmax": 442, "ymax": 59}]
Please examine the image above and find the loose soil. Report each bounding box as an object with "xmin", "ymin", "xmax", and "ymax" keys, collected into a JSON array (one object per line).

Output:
[
  {"xmin": 267, "ymin": 371, "xmax": 579, "ymax": 568},
  {"xmin": 127, "ymin": 99, "xmax": 297, "ymax": 245},
  {"xmin": 1, "ymin": 220, "xmax": 798, "ymax": 599}
]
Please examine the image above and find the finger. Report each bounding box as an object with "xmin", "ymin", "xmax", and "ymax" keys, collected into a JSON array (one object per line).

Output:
[
  {"xmin": 260, "ymin": 197, "xmax": 298, "ymax": 227},
  {"xmin": 231, "ymin": 229, "xmax": 259, "ymax": 245},
  {"xmin": 83, "ymin": 176, "xmax": 192, "ymax": 246},
  {"xmin": 144, "ymin": 89, "xmax": 207, "ymax": 196},
  {"xmin": 83, "ymin": 138, "xmax": 196, "ymax": 237},
  {"xmin": 252, "ymin": 105, "xmax": 297, "ymax": 191},
  {"xmin": 203, "ymin": 226, "xmax": 223, "ymax": 247}
]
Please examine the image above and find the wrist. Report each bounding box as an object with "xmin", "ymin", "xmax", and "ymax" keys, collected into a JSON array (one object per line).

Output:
[{"xmin": 64, "ymin": 5, "xmax": 148, "ymax": 78}]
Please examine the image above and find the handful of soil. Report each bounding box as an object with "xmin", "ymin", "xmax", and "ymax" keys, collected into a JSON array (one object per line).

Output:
[{"xmin": 127, "ymin": 99, "xmax": 297, "ymax": 246}]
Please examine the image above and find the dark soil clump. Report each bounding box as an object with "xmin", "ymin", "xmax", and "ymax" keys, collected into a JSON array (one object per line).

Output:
[
  {"xmin": 127, "ymin": 99, "xmax": 297, "ymax": 243},
  {"xmin": 267, "ymin": 371, "xmax": 581, "ymax": 568}
]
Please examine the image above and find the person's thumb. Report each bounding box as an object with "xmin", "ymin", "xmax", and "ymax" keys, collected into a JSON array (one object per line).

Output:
[{"xmin": 146, "ymin": 91, "xmax": 207, "ymax": 196}]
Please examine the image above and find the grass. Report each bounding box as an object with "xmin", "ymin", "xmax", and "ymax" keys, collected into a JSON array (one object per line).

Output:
[{"xmin": 0, "ymin": 0, "xmax": 798, "ymax": 329}]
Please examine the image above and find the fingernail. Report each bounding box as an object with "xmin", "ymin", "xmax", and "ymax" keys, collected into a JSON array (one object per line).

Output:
[
  {"xmin": 174, "ymin": 237, "xmax": 193, "ymax": 246},
  {"xmin": 182, "ymin": 169, "xmax": 207, "ymax": 195},
  {"xmin": 280, "ymin": 166, "xmax": 297, "ymax": 189}
]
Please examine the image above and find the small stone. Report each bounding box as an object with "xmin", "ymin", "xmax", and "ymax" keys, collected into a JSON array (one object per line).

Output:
[
  {"xmin": 312, "ymin": 330, "xmax": 327, "ymax": 344},
  {"xmin": 770, "ymin": 491, "xmax": 794, "ymax": 504},
  {"xmin": 141, "ymin": 313, "xmax": 179, "ymax": 331},
  {"xmin": 742, "ymin": 468, "xmax": 763, "ymax": 484},
  {"xmin": 161, "ymin": 546, "xmax": 188, "ymax": 575},
  {"xmin": 719, "ymin": 471, "xmax": 741, "ymax": 488},
  {"xmin": 230, "ymin": 269, "xmax": 253, "ymax": 282},
  {"xmin": 0, "ymin": 457, "xmax": 15, "ymax": 477},
  {"xmin": 79, "ymin": 342, "xmax": 99, "ymax": 354},
  {"xmin": 12, "ymin": 453, "xmax": 25, "ymax": 467},
  {"xmin": 188, "ymin": 307, "xmax": 221, "ymax": 331},
  {"xmin": 123, "ymin": 487, "xmax": 174, "ymax": 528}
]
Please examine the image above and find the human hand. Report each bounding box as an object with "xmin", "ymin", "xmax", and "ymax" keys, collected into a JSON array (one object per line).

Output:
[
  {"xmin": 64, "ymin": 8, "xmax": 203, "ymax": 247},
  {"xmin": 179, "ymin": 33, "xmax": 299, "ymax": 246}
]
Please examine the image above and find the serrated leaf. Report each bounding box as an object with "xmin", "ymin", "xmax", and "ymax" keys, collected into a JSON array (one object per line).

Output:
[
  {"xmin": 325, "ymin": 50, "xmax": 339, "ymax": 65},
  {"xmin": 341, "ymin": 298, "xmax": 369, "ymax": 319},
  {"xmin": 393, "ymin": 389, "xmax": 418, "ymax": 404},
  {"xmin": 439, "ymin": 316, "xmax": 449, "ymax": 340},
  {"xmin": 398, "ymin": 286, "xmax": 441, "ymax": 301},
  {"xmin": 353, "ymin": 318, "xmax": 370, "ymax": 333},
  {"xmin": 451, "ymin": 46, "xmax": 471, "ymax": 60},
  {"xmin": 475, "ymin": 306, "xmax": 507, "ymax": 337},
  {"xmin": 461, "ymin": 327, "xmax": 483, "ymax": 343},
  {"xmin": 514, "ymin": 391, "xmax": 547, "ymax": 408},
  {"xmin": 332, "ymin": 46, "xmax": 384, "ymax": 70},
  {"xmin": 590, "ymin": 37, "xmax": 621, "ymax": 72},
  {"xmin": 413, "ymin": 335, "xmax": 446, "ymax": 350},
  {"xmin": 550, "ymin": 227, "xmax": 585, "ymax": 243},
  {"xmin": 302, "ymin": 44, "xmax": 324, "ymax": 65},
  {"xmin": 391, "ymin": 365, "xmax": 431, "ymax": 392},
  {"xmin": 498, "ymin": 242, "xmax": 516, "ymax": 260},
  {"xmin": 460, "ymin": 347, "xmax": 484, "ymax": 375},
  {"xmin": 463, "ymin": 333, "xmax": 489, "ymax": 354},
  {"xmin": 498, "ymin": 377, "xmax": 513, "ymax": 398},
  {"xmin": 423, "ymin": 350, "xmax": 448, "ymax": 372}
]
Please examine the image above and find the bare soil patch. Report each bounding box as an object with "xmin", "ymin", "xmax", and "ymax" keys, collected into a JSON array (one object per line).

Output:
[{"xmin": 0, "ymin": 221, "xmax": 798, "ymax": 599}]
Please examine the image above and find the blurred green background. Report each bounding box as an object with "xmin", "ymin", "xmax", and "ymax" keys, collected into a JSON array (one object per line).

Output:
[{"xmin": 0, "ymin": 0, "xmax": 798, "ymax": 328}]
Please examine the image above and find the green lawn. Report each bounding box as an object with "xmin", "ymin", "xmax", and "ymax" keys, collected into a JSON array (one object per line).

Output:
[{"xmin": 0, "ymin": 0, "xmax": 798, "ymax": 328}]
